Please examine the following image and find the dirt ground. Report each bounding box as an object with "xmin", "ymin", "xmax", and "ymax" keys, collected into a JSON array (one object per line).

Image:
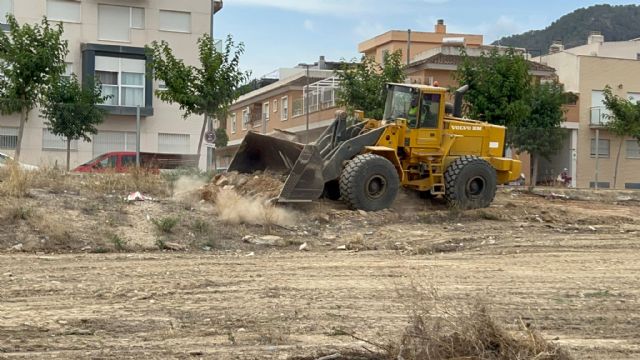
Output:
[{"xmin": 1, "ymin": 187, "xmax": 640, "ymax": 359}]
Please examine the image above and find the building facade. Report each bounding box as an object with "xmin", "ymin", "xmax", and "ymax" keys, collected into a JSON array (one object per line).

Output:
[
  {"xmin": 0, "ymin": 0, "xmax": 212, "ymax": 168},
  {"xmin": 536, "ymin": 33, "xmax": 640, "ymax": 189},
  {"xmin": 216, "ymin": 59, "xmax": 342, "ymax": 169}
]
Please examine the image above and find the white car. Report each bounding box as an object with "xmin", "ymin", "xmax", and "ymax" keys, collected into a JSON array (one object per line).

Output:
[{"xmin": 0, "ymin": 152, "xmax": 39, "ymax": 171}]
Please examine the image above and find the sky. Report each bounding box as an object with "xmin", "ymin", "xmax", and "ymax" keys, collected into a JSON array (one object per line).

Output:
[{"xmin": 214, "ymin": 1, "xmax": 636, "ymax": 78}]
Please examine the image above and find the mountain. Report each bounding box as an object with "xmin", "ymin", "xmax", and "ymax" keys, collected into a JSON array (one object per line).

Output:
[{"xmin": 493, "ymin": 4, "xmax": 640, "ymax": 55}]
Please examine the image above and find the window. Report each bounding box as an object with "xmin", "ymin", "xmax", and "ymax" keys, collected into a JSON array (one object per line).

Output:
[
  {"xmin": 0, "ymin": 0, "xmax": 11, "ymax": 24},
  {"xmin": 159, "ymin": 10, "xmax": 191, "ymax": 33},
  {"xmin": 0, "ymin": 126, "xmax": 17, "ymax": 149},
  {"xmin": 590, "ymin": 138, "xmax": 610, "ymax": 158},
  {"xmin": 95, "ymin": 56, "xmax": 145, "ymax": 107},
  {"xmin": 98, "ymin": 155, "xmax": 117, "ymax": 169},
  {"xmin": 281, "ymin": 96, "xmax": 288, "ymax": 121},
  {"xmin": 230, "ymin": 113, "xmax": 237, "ymax": 134},
  {"xmin": 628, "ymin": 92, "xmax": 640, "ymax": 104},
  {"xmin": 158, "ymin": 133, "xmax": 190, "ymax": 154},
  {"xmin": 263, "ymin": 102, "xmax": 269, "ymax": 122},
  {"xmin": 273, "ymin": 99, "xmax": 278, "ymax": 113},
  {"xmin": 122, "ymin": 155, "xmax": 136, "ymax": 167},
  {"xmin": 93, "ymin": 131, "xmax": 136, "ymax": 157},
  {"xmin": 627, "ymin": 140, "xmax": 640, "ymax": 159},
  {"xmin": 158, "ymin": 80, "xmax": 168, "ymax": 91},
  {"xmin": 98, "ymin": 5, "xmax": 144, "ymax": 42},
  {"xmin": 62, "ymin": 63, "xmax": 74, "ymax": 80},
  {"xmin": 242, "ymin": 108, "xmax": 249, "ymax": 130},
  {"xmin": 42, "ymin": 128, "xmax": 78, "ymax": 150},
  {"xmin": 47, "ymin": 0, "xmax": 81, "ymax": 23}
]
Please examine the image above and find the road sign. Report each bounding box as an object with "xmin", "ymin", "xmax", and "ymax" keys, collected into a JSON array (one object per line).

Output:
[
  {"xmin": 205, "ymin": 131, "xmax": 216, "ymax": 144},
  {"xmin": 205, "ymin": 143, "xmax": 217, "ymax": 149}
]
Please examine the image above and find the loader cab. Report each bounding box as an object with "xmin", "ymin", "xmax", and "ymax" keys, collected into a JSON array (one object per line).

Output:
[
  {"xmin": 384, "ymin": 84, "xmax": 445, "ymax": 149},
  {"xmin": 383, "ymin": 84, "xmax": 444, "ymax": 130}
]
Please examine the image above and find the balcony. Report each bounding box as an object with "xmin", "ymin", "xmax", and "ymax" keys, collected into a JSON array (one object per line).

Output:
[
  {"xmin": 590, "ymin": 106, "xmax": 611, "ymax": 128},
  {"xmin": 292, "ymin": 76, "xmax": 340, "ymax": 118}
]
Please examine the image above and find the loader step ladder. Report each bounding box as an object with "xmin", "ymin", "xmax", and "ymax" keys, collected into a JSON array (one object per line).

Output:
[
  {"xmin": 429, "ymin": 134, "xmax": 461, "ymax": 196},
  {"xmin": 428, "ymin": 159, "xmax": 446, "ymax": 196}
]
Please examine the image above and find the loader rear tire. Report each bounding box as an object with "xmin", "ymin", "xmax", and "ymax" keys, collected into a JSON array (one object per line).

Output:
[
  {"xmin": 340, "ymin": 154, "xmax": 399, "ymax": 211},
  {"xmin": 444, "ymin": 155, "xmax": 497, "ymax": 209}
]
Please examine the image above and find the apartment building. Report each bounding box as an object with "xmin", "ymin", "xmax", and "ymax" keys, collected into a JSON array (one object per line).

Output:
[
  {"xmin": 536, "ymin": 33, "xmax": 640, "ymax": 189},
  {"xmin": 0, "ymin": 0, "xmax": 213, "ymax": 169},
  {"xmin": 216, "ymin": 58, "xmax": 342, "ymax": 169}
]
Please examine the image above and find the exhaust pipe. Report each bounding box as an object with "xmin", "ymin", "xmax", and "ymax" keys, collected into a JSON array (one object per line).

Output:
[{"xmin": 453, "ymin": 85, "xmax": 469, "ymax": 118}]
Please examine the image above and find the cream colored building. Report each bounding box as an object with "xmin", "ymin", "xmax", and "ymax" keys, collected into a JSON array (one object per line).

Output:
[
  {"xmin": 0, "ymin": 0, "xmax": 213, "ymax": 169},
  {"xmin": 536, "ymin": 33, "xmax": 640, "ymax": 189}
]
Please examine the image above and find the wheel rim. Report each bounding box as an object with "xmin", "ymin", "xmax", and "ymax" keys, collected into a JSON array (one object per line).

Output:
[
  {"xmin": 465, "ymin": 176, "xmax": 486, "ymax": 198},
  {"xmin": 365, "ymin": 175, "xmax": 387, "ymax": 199}
]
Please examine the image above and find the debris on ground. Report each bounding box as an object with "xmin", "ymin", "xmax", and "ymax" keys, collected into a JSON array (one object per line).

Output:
[{"xmin": 201, "ymin": 171, "xmax": 286, "ymax": 202}]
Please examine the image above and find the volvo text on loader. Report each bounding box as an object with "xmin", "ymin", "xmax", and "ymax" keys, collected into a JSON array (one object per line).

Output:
[{"xmin": 228, "ymin": 84, "xmax": 522, "ymax": 211}]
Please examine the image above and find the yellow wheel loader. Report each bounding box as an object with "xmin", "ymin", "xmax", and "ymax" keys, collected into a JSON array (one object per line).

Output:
[{"xmin": 228, "ymin": 84, "xmax": 521, "ymax": 211}]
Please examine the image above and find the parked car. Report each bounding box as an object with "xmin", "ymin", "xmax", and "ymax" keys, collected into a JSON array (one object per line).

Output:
[
  {"xmin": 0, "ymin": 152, "xmax": 39, "ymax": 171},
  {"xmin": 72, "ymin": 152, "xmax": 199, "ymax": 173}
]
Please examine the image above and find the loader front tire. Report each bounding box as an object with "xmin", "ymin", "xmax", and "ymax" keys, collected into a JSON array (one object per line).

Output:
[
  {"xmin": 444, "ymin": 155, "xmax": 497, "ymax": 209},
  {"xmin": 340, "ymin": 154, "xmax": 399, "ymax": 211}
]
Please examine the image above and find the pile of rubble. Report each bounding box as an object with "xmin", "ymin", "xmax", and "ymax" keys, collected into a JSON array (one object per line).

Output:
[{"xmin": 201, "ymin": 171, "xmax": 286, "ymax": 202}]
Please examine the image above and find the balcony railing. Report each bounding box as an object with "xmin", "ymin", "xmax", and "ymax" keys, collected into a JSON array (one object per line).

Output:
[
  {"xmin": 292, "ymin": 76, "xmax": 340, "ymax": 117},
  {"xmin": 590, "ymin": 106, "xmax": 611, "ymax": 127}
]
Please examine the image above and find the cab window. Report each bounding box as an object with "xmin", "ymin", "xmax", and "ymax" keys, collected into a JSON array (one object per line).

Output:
[
  {"xmin": 97, "ymin": 155, "xmax": 117, "ymax": 168},
  {"xmin": 419, "ymin": 93, "xmax": 441, "ymax": 128},
  {"xmin": 122, "ymin": 155, "xmax": 136, "ymax": 167}
]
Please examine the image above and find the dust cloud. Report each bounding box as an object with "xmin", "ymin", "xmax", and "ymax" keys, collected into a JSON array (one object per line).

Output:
[
  {"xmin": 173, "ymin": 176, "xmax": 208, "ymax": 202},
  {"xmin": 214, "ymin": 189, "xmax": 296, "ymax": 227}
]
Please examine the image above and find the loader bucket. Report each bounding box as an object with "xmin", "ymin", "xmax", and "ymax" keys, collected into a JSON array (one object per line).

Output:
[{"xmin": 227, "ymin": 131, "xmax": 326, "ymax": 202}]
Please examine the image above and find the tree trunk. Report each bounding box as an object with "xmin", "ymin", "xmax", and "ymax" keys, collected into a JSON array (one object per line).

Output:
[
  {"xmin": 66, "ymin": 138, "xmax": 71, "ymax": 172},
  {"xmin": 196, "ymin": 114, "xmax": 207, "ymax": 165},
  {"xmin": 529, "ymin": 154, "xmax": 539, "ymax": 192},
  {"xmin": 613, "ymin": 137, "xmax": 623, "ymax": 189},
  {"xmin": 14, "ymin": 107, "xmax": 28, "ymax": 162}
]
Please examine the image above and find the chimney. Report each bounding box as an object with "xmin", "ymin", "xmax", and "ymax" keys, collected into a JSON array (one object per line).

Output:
[
  {"xmin": 318, "ymin": 56, "xmax": 326, "ymax": 70},
  {"xmin": 588, "ymin": 31, "xmax": 604, "ymax": 45},
  {"xmin": 435, "ymin": 19, "xmax": 446, "ymax": 34},
  {"xmin": 549, "ymin": 40, "xmax": 564, "ymax": 54}
]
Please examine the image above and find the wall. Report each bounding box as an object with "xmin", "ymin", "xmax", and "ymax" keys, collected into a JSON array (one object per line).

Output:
[
  {"xmin": 0, "ymin": 0, "xmax": 209, "ymax": 169},
  {"xmin": 576, "ymin": 56, "xmax": 640, "ymax": 188}
]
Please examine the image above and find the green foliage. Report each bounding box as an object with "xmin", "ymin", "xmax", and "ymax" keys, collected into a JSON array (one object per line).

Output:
[
  {"xmin": 602, "ymin": 86, "xmax": 640, "ymax": 187},
  {"xmin": 509, "ymin": 82, "xmax": 567, "ymax": 161},
  {"xmin": 0, "ymin": 15, "xmax": 69, "ymax": 160},
  {"xmin": 152, "ymin": 217, "xmax": 180, "ymax": 234},
  {"xmin": 603, "ymin": 86, "xmax": 640, "ymax": 140},
  {"xmin": 41, "ymin": 75, "xmax": 109, "ymax": 170},
  {"xmin": 455, "ymin": 48, "xmax": 532, "ymax": 128},
  {"xmin": 214, "ymin": 126, "xmax": 229, "ymax": 148},
  {"xmin": 146, "ymin": 34, "xmax": 250, "ymax": 120},
  {"xmin": 336, "ymin": 50, "xmax": 405, "ymax": 120},
  {"xmin": 495, "ymin": 4, "xmax": 640, "ymax": 53},
  {"xmin": 108, "ymin": 233, "xmax": 128, "ymax": 251},
  {"xmin": 191, "ymin": 219, "xmax": 210, "ymax": 235}
]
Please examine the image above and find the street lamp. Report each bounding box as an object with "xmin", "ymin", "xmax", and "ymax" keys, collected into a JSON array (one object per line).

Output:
[{"xmin": 207, "ymin": 1, "xmax": 223, "ymax": 171}]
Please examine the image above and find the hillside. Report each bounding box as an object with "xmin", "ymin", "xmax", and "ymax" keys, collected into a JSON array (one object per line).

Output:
[{"xmin": 494, "ymin": 4, "xmax": 640, "ymax": 54}]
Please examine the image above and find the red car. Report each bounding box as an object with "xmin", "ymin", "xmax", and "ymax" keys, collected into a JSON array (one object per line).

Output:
[{"xmin": 73, "ymin": 152, "xmax": 199, "ymax": 173}]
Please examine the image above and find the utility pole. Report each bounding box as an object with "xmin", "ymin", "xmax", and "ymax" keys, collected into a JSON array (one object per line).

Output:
[
  {"xmin": 207, "ymin": 0, "xmax": 223, "ymax": 172},
  {"xmin": 407, "ymin": 29, "xmax": 412, "ymax": 66}
]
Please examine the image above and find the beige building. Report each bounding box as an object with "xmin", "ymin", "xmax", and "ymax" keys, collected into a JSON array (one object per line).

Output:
[
  {"xmin": 358, "ymin": 20, "xmax": 483, "ymax": 65},
  {"xmin": 536, "ymin": 33, "xmax": 640, "ymax": 189},
  {"xmin": 0, "ymin": 0, "xmax": 213, "ymax": 169},
  {"xmin": 216, "ymin": 58, "xmax": 342, "ymax": 169}
]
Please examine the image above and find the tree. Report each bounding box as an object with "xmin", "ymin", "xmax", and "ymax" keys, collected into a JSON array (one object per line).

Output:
[
  {"xmin": 146, "ymin": 34, "xmax": 249, "ymax": 163},
  {"xmin": 0, "ymin": 15, "xmax": 68, "ymax": 161},
  {"xmin": 41, "ymin": 75, "xmax": 108, "ymax": 171},
  {"xmin": 336, "ymin": 51, "xmax": 405, "ymax": 120},
  {"xmin": 510, "ymin": 82, "xmax": 567, "ymax": 189},
  {"xmin": 603, "ymin": 86, "xmax": 640, "ymax": 188},
  {"xmin": 455, "ymin": 49, "xmax": 567, "ymax": 189},
  {"xmin": 455, "ymin": 48, "xmax": 532, "ymax": 128},
  {"xmin": 214, "ymin": 126, "xmax": 228, "ymax": 148}
]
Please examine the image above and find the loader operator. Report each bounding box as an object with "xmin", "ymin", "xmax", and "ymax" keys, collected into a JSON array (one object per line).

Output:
[{"xmin": 407, "ymin": 93, "xmax": 420, "ymax": 127}]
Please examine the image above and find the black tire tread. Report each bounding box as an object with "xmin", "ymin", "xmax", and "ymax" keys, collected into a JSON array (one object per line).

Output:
[
  {"xmin": 340, "ymin": 154, "xmax": 399, "ymax": 211},
  {"xmin": 444, "ymin": 155, "xmax": 497, "ymax": 209}
]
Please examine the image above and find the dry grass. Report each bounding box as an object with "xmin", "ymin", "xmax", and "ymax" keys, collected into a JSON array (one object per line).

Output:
[
  {"xmin": 0, "ymin": 162, "xmax": 29, "ymax": 197},
  {"xmin": 294, "ymin": 285, "xmax": 572, "ymax": 360}
]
